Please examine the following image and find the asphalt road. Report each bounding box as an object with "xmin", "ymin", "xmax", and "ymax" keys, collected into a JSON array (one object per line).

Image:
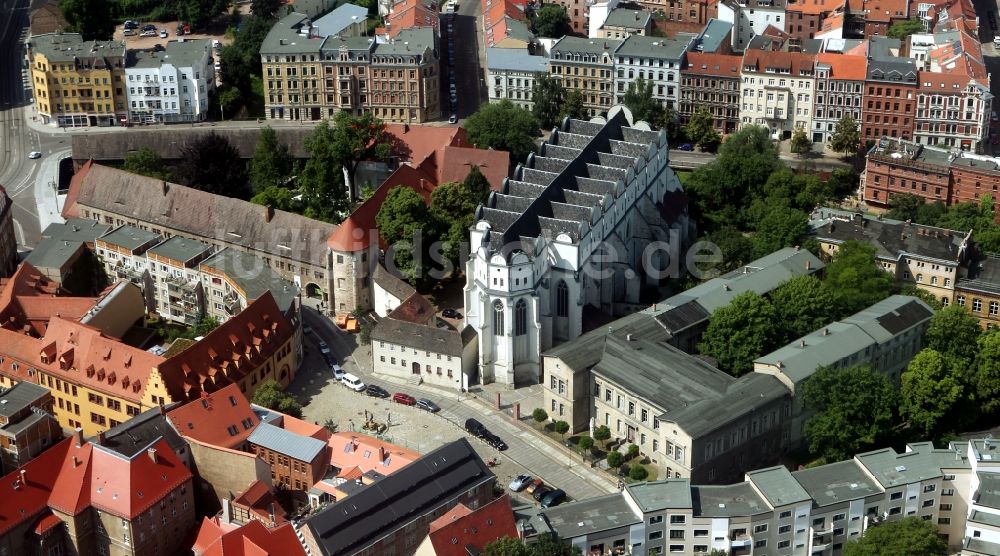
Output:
[{"xmin": 447, "ymin": 0, "xmax": 487, "ymax": 120}]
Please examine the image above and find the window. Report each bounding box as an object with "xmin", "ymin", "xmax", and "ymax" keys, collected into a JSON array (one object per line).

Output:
[
  {"xmin": 922, "ymin": 499, "xmax": 934, "ymax": 507},
  {"xmin": 669, "ymin": 530, "xmax": 684, "ymax": 539},
  {"xmin": 754, "ymin": 524, "xmax": 768, "ymax": 534},
  {"xmin": 514, "ymin": 299, "xmax": 527, "ymax": 336},
  {"xmin": 779, "ymin": 510, "xmax": 792, "ymax": 519},
  {"xmin": 493, "ymin": 300, "xmax": 504, "ymax": 335},
  {"xmin": 779, "ymin": 525, "xmax": 791, "ymax": 534},
  {"xmin": 923, "ymin": 484, "xmax": 936, "ymax": 493},
  {"xmin": 670, "ymin": 515, "xmax": 686, "ymax": 524},
  {"xmin": 649, "ymin": 515, "xmax": 663, "ymax": 524},
  {"xmin": 940, "ymin": 503, "xmax": 953, "ymax": 511},
  {"xmin": 973, "ymin": 298, "xmax": 983, "ymax": 312},
  {"xmin": 942, "ymin": 488, "xmax": 955, "ymax": 496},
  {"xmin": 693, "ymin": 529, "xmax": 708, "ymax": 537},
  {"xmin": 890, "ymin": 491, "xmax": 903, "ymax": 500},
  {"xmin": 834, "ymin": 513, "xmax": 846, "ymax": 522},
  {"xmin": 649, "ymin": 531, "xmax": 663, "ymax": 540}
]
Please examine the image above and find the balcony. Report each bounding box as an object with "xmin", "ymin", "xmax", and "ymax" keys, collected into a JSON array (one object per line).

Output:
[{"xmin": 730, "ymin": 534, "xmax": 751, "ymax": 548}]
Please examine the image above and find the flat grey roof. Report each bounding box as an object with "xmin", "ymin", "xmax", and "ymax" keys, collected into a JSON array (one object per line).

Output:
[
  {"xmin": 626, "ymin": 479, "xmax": 693, "ymax": 512},
  {"xmin": 147, "ymin": 235, "xmax": 212, "ymax": 264},
  {"xmin": 247, "ymin": 422, "xmax": 327, "ymax": 463},
  {"xmin": 26, "ymin": 218, "xmax": 113, "ymax": 271},
  {"xmin": 541, "ymin": 493, "xmax": 640, "ymax": 538},
  {"xmin": 261, "ymin": 12, "xmax": 327, "ymax": 55},
  {"xmin": 698, "ymin": 19, "xmax": 733, "ymax": 53},
  {"xmin": 602, "ymin": 8, "xmax": 652, "ymax": 29},
  {"xmin": 551, "ymin": 36, "xmax": 623, "ymax": 57},
  {"xmin": 313, "ymin": 3, "xmax": 368, "ymax": 37},
  {"xmin": 30, "ymin": 32, "xmax": 124, "ymax": 62},
  {"xmin": 616, "ymin": 35, "xmax": 689, "ymax": 59},
  {"xmin": 486, "ymin": 47, "xmax": 549, "ymax": 73},
  {"xmin": 98, "ymin": 225, "xmax": 161, "ymax": 252},
  {"xmin": 854, "ymin": 446, "xmax": 944, "ymax": 489},
  {"xmin": 692, "ymin": 483, "xmax": 768, "ymax": 517},
  {"xmin": 971, "ymin": 510, "xmax": 1000, "ymax": 529},
  {"xmin": 0, "ymin": 382, "xmax": 49, "ymax": 418},
  {"xmin": 200, "ymin": 248, "xmax": 299, "ymax": 314},
  {"xmin": 746, "ymin": 466, "xmax": 811, "ymax": 508},
  {"xmin": 128, "ymin": 39, "xmax": 211, "ymax": 69},
  {"xmin": 375, "ymin": 27, "xmax": 435, "ymax": 54},
  {"xmin": 965, "ymin": 537, "xmax": 1000, "ymax": 556},
  {"xmin": 792, "ymin": 460, "xmax": 882, "ymax": 507}
]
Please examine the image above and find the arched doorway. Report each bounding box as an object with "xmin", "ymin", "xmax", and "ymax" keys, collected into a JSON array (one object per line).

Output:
[
  {"xmin": 305, "ymin": 283, "xmax": 323, "ymax": 299},
  {"xmin": 412, "ymin": 362, "xmax": 421, "ymax": 375}
]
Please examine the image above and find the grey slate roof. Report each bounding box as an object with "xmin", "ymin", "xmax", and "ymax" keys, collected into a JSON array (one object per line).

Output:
[
  {"xmin": 810, "ymin": 207, "xmax": 968, "ymax": 264},
  {"xmin": 854, "ymin": 446, "xmax": 946, "ymax": 489},
  {"xmin": 371, "ymin": 318, "xmax": 476, "ymax": 357},
  {"xmin": 747, "ymin": 466, "xmax": 811, "ymax": 508},
  {"xmin": 305, "ymin": 438, "xmax": 494, "ymax": 556},
  {"xmin": 970, "ymin": 510, "xmax": 1000, "ymax": 528},
  {"xmin": 128, "ymin": 39, "xmax": 211, "ymax": 69},
  {"xmin": 200, "ymin": 248, "xmax": 300, "ymax": 314},
  {"xmin": 697, "ymin": 19, "xmax": 733, "ymax": 53},
  {"xmin": 247, "ymin": 422, "xmax": 327, "ymax": 462},
  {"xmin": 372, "ymin": 264, "xmax": 416, "ymax": 301},
  {"xmin": 101, "ymin": 404, "xmax": 187, "ymax": 458},
  {"xmin": 29, "ymin": 32, "xmax": 124, "ymax": 63},
  {"xmin": 375, "ymin": 27, "xmax": 436, "ymax": 56},
  {"xmin": 312, "ymin": 3, "xmax": 368, "ymax": 37},
  {"xmin": 98, "ymin": 225, "xmax": 161, "ymax": 252},
  {"xmin": 791, "ymin": 460, "xmax": 881, "ymax": 507},
  {"xmin": 616, "ymin": 35, "xmax": 690, "ymax": 59},
  {"xmin": 26, "ymin": 218, "xmax": 112, "ymax": 271},
  {"xmin": 0, "ymin": 383, "xmax": 50, "ymax": 419},
  {"xmin": 965, "ymin": 537, "xmax": 1000, "ymax": 556},
  {"xmin": 626, "ymin": 479, "xmax": 693, "ymax": 511},
  {"xmin": 659, "ymin": 373, "xmax": 789, "ymax": 438},
  {"xmin": 692, "ymin": 482, "xmax": 768, "ymax": 517},
  {"xmin": 487, "ymin": 48, "xmax": 549, "ymax": 72},
  {"xmin": 261, "ymin": 12, "xmax": 327, "ymax": 55},
  {"xmin": 541, "ymin": 493, "xmax": 640, "ymax": 538},
  {"xmin": 148, "ymin": 236, "xmax": 212, "ymax": 264},
  {"xmin": 551, "ymin": 36, "xmax": 623, "ymax": 58},
  {"xmin": 602, "ymin": 8, "xmax": 652, "ymax": 30}
]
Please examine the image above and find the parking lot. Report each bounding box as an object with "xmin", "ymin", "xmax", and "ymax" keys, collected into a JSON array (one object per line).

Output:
[{"xmin": 111, "ymin": 16, "xmax": 236, "ymax": 51}]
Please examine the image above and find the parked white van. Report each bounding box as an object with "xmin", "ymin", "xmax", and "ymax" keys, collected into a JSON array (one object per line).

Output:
[{"xmin": 341, "ymin": 373, "xmax": 366, "ymax": 392}]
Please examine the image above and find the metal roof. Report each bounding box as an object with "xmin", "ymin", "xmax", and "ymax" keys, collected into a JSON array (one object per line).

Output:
[
  {"xmin": 98, "ymin": 225, "xmax": 161, "ymax": 252},
  {"xmin": 746, "ymin": 466, "xmax": 811, "ymax": 508},
  {"xmin": 247, "ymin": 422, "xmax": 327, "ymax": 463},
  {"xmin": 312, "ymin": 3, "xmax": 368, "ymax": 37},
  {"xmin": 0, "ymin": 383, "xmax": 50, "ymax": 418},
  {"xmin": 625, "ymin": 479, "xmax": 693, "ymax": 512},
  {"xmin": 147, "ymin": 236, "xmax": 212, "ymax": 264},
  {"xmin": 541, "ymin": 493, "xmax": 640, "ymax": 538},
  {"xmin": 791, "ymin": 460, "xmax": 881, "ymax": 507}
]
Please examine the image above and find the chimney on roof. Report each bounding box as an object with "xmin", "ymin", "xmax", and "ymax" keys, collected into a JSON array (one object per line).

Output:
[
  {"xmin": 823, "ymin": 327, "xmax": 830, "ymax": 335},
  {"xmin": 162, "ymin": 181, "xmax": 168, "ymax": 196},
  {"xmin": 404, "ymin": 123, "xmax": 409, "ymax": 133},
  {"xmin": 652, "ymin": 303, "xmax": 657, "ymax": 311},
  {"xmin": 19, "ymin": 469, "xmax": 26, "ymax": 485},
  {"xmin": 379, "ymin": 446, "xmax": 387, "ymax": 462},
  {"xmin": 800, "ymin": 339, "xmax": 806, "ymax": 347},
  {"xmin": 626, "ymin": 333, "xmax": 634, "ymax": 341},
  {"xmin": 265, "ymin": 204, "xmax": 275, "ymax": 224},
  {"xmin": 269, "ymin": 503, "xmax": 276, "ymax": 527},
  {"xmin": 72, "ymin": 456, "xmax": 79, "ymax": 468},
  {"xmin": 97, "ymin": 431, "xmax": 106, "ymax": 445},
  {"xmin": 147, "ymin": 447, "xmax": 157, "ymax": 463},
  {"xmin": 806, "ymin": 260, "xmax": 812, "ymax": 270},
  {"xmin": 158, "ymin": 403, "xmax": 166, "ymax": 416},
  {"xmin": 74, "ymin": 427, "xmax": 84, "ymax": 447}
]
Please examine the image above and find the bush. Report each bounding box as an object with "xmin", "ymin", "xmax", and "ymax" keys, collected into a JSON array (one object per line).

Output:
[
  {"xmin": 554, "ymin": 420, "xmax": 570, "ymax": 438},
  {"xmin": 593, "ymin": 425, "xmax": 611, "ymax": 446},
  {"xmin": 629, "ymin": 465, "xmax": 649, "ymax": 481},
  {"xmin": 607, "ymin": 451, "xmax": 624, "ymax": 469},
  {"xmin": 532, "ymin": 408, "xmax": 548, "ymax": 423},
  {"xmin": 626, "ymin": 444, "xmax": 640, "ymax": 460},
  {"xmin": 578, "ymin": 435, "xmax": 594, "ymax": 452}
]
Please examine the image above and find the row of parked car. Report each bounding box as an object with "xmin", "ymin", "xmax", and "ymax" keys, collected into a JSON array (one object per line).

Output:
[
  {"xmin": 464, "ymin": 418, "xmax": 508, "ymax": 451},
  {"xmin": 509, "ymin": 474, "xmax": 566, "ymax": 507},
  {"xmin": 445, "ymin": 10, "xmax": 458, "ymax": 123}
]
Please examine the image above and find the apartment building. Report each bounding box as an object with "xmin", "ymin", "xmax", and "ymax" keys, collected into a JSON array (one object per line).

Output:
[
  {"xmin": 951, "ymin": 154, "xmax": 1000, "ymax": 207},
  {"xmin": 679, "ymin": 51, "xmax": 742, "ymax": 134},
  {"xmin": 198, "ymin": 248, "xmax": 300, "ymax": 324},
  {"xmin": 519, "ymin": 439, "xmax": 976, "ymax": 555},
  {"xmin": 635, "ymin": 0, "xmax": 715, "ymax": 26},
  {"xmin": 755, "ymin": 295, "xmax": 934, "ymax": 444},
  {"xmin": 415, "ymin": 496, "xmax": 519, "ymax": 556},
  {"xmin": 861, "ymin": 138, "xmax": 953, "ymax": 206},
  {"xmin": 0, "ymin": 187, "xmax": 17, "ymax": 278},
  {"xmin": 28, "ymin": 33, "xmax": 126, "ymax": 127},
  {"xmin": 260, "ymin": 13, "xmax": 440, "ymax": 123},
  {"xmin": 861, "ymin": 37, "xmax": 918, "ymax": 143},
  {"xmin": 95, "ymin": 224, "xmax": 161, "ymax": 302},
  {"xmin": 739, "ymin": 49, "xmax": 817, "ymax": 139},
  {"xmin": 146, "ymin": 236, "xmax": 212, "ymax": 325},
  {"xmin": 810, "ymin": 208, "xmax": 970, "ymax": 305},
  {"xmin": 955, "ymin": 256, "xmax": 1000, "ymax": 329},
  {"xmin": 247, "ymin": 423, "xmax": 328, "ymax": 496},
  {"xmin": 784, "ymin": 0, "xmax": 842, "ymax": 41},
  {"xmin": 846, "ymin": 0, "xmax": 909, "ymax": 36},
  {"xmin": 614, "ymin": 35, "xmax": 693, "ymax": 111},
  {"xmin": 464, "ymin": 108, "xmax": 688, "ymax": 386},
  {"xmin": 124, "ymin": 39, "xmax": 215, "ymax": 124},
  {"xmin": 549, "ymin": 37, "xmax": 622, "ymax": 117},
  {"xmin": 718, "ymin": 0, "xmax": 788, "ymax": 51},
  {"xmin": 0, "ymin": 382, "xmax": 60, "ymax": 474},
  {"xmin": 598, "ymin": 8, "xmax": 653, "ymax": 39},
  {"xmin": 914, "ymin": 71, "xmax": 991, "ymax": 153},
  {"xmin": 486, "ymin": 48, "xmax": 549, "ymax": 110},
  {"xmin": 302, "ymin": 439, "xmax": 496, "ymax": 556},
  {"xmin": 548, "ymin": 0, "xmax": 590, "ymax": 34},
  {"xmin": 812, "ymin": 52, "xmax": 866, "ymax": 144},
  {"xmin": 0, "ymin": 430, "xmax": 196, "ymax": 556}
]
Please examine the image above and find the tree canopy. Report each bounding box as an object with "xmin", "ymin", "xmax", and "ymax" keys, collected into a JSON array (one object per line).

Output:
[
  {"xmin": 531, "ymin": 74, "xmax": 566, "ymax": 129},
  {"xmin": 250, "ymin": 380, "xmax": 303, "ymax": 419},
  {"xmin": 842, "ymin": 517, "xmax": 947, "ymax": 556},
  {"xmin": 60, "ymin": 0, "xmax": 115, "ymax": 39},
  {"xmin": 790, "ymin": 128, "xmax": 812, "ymax": 155},
  {"xmin": 924, "ymin": 304, "xmax": 982, "ymax": 362},
  {"xmin": 770, "ymin": 275, "xmax": 837, "ymax": 343},
  {"xmin": 751, "ymin": 205, "xmax": 809, "ymax": 258},
  {"xmin": 251, "ymin": 0, "xmax": 285, "ymax": 18},
  {"xmin": 328, "ymin": 111, "xmax": 393, "ymax": 198},
  {"xmin": 886, "ymin": 18, "xmax": 925, "ymax": 40},
  {"xmin": 299, "ymin": 122, "xmax": 349, "ymax": 222},
  {"xmin": 802, "ymin": 365, "xmax": 898, "ymax": 462},
  {"xmin": 684, "ymin": 108, "xmax": 721, "ymax": 152},
  {"xmin": 465, "ymin": 100, "xmax": 540, "ymax": 163},
  {"xmin": 623, "ymin": 79, "xmax": 665, "ymax": 128},
  {"xmin": 532, "ymin": 4, "xmax": 572, "ymax": 38},
  {"xmin": 900, "ymin": 348, "xmax": 966, "ymax": 438},
  {"xmin": 830, "ymin": 115, "xmax": 861, "ymax": 154},
  {"xmin": 123, "ymin": 147, "xmax": 172, "ymax": 181},
  {"xmin": 822, "ymin": 240, "xmax": 896, "ymax": 317},
  {"xmin": 699, "ymin": 292, "xmax": 779, "ymax": 376},
  {"xmin": 249, "ymin": 126, "xmax": 294, "ymax": 194},
  {"xmin": 175, "ymin": 132, "xmax": 249, "ymax": 198},
  {"xmin": 560, "ymin": 90, "xmax": 587, "ymax": 122},
  {"xmin": 483, "ymin": 534, "xmax": 581, "ymax": 556}
]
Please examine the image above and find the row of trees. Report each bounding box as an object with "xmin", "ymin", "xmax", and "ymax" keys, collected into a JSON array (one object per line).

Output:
[
  {"xmin": 121, "ymin": 133, "xmax": 249, "ymax": 198},
  {"xmin": 59, "ymin": 0, "xmax": 229, "ymax": 40}
]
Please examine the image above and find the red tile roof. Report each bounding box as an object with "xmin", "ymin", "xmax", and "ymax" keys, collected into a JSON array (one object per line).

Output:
[
  {"xmin": 0, "ymin": 262, "xmax": 97, "ymax": 336},
  {"xmin": 165, "ymin": 383, "xmax": 260, "ymax": 449},
  {"xmin": 387, "ymin": 292, "xmax": 436, "ymax": 325},
  {"xmin": 278, "ymin": 414, "xmax": 331, "ymax": 442},
  {"xmin": 741, "ymin": 50, "xmax": 817, "ymax": 75},
  {"xmin": 383, "ymin": 124, "xmax": 470, "ymax": 167},
  {"xmin": 817, "ymin": 52, "xmax": 868, "ymax": 81},
  {"xmin": 384, "ymin": 0, "xmax": 440, "ymax": 38},
  {"xmin": 785, "ymin": 0, "xmax": 843, "ymax": 15},
  {"xmin": 33, "ymin": 512, "xmax": 62, "ymax": 534},
  {"xmin": 928, "ymin": 29, "xmax": 986, "ymax": 79},
  {"xmin": 233, "ymin": 480, "xmax": 289, "ymax": 527},
  {"xmin": 428, "ymin": 146, "xmax": 510, "ymax": 190},
  {"xmin": 193, "ymin": 517, "xmax": 306, "ymax": 556},
  {"xmin": 327, "ymin": 433, "xmax": 420, "ymax": 476},
  {"xmin": 425, "ymin": 495, "xmax": 518, "ymax": 555},
  {"xmin": 156, "ymin": 292, "xmax": 294, "ymax": 401},
  {"xmin": 89, "ymin": 437, "xmax": 191, "ymax": 518},
  {"xmin": 683, "ymin": 52, "xmax": 742, "ymax": 77},
  {"xmin": 854, "ymin": 0, "xmax": 908, "ymax": 22}
]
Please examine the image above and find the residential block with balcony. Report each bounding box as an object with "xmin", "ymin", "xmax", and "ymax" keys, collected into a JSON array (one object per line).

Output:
[{"xmin": 124, "ymin": 39, "xmax": 215, "ymax": 124}]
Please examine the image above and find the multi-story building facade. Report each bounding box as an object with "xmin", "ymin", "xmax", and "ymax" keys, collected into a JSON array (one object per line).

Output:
[
  {"xmin": 956, "ymin": 256, "xmax": 1000, "ymax": 329},
  {"xmin": 146, "ymin": 236, "xmax": 212, "ymax": 325},
  {"xmin": 260, "ymin": 13, "xmax": 440, "ymax": 123},
  {"xmin": 679, "ymin": 52, "xmax": 742, "ymax": 134},
  {"xmin": 124, "ymin": 39, "xmax": 215, "ymax": 124},
  {"xmin": 27, "ymin": 33, "xmax": 126, "ymax": 127},
  {"xmin": 549, "ymin": 0, "xmax": 590, "ymax": 34},
  {"xmin": 0, "ymin": 382, "xmax": 60, "ymax": 474},
  {"xmin": 739, "ymin": 49, "xmax": 817, "ymax": 139},
  {"xmin": 718, "ymin": 0, "xmax": 788, "ymax": 51},
  {"xmin": 464, "ymin": 108, "xmax": 689, "ymax": 386},
  {"xmin": 0, "ymin": 187, "xmax": 18, "ymax": 278},
  {"xmin": 846, "ymin": 0, "xmax": 909, "ymax": 37},
  {"xmin": 598, "ymin": 8, "xmax": 653, "ymax": 38},
  {"xmin": 95, "ymin": 224, "xmax": 161, "ymax": 298},
  {"xmin": 613, "ymin": 35, "xmax": 693, "ymax": 111},
  {"xmin": 810, "ymin": 208, "xmax": 971, "ymax": 306},
  {"xmin": 784, "ymin": 0, "xmax": 842, "ymax": 41},
  {"xmin": 637, "ymin": 0, "xmax": 716, "ymax": 26},
  {"xmin": 199, "ymin": 248, "xmax": 300, "ymax": 324},
  {"xmin": 247, "ymin": 422, "xmax": 328, "ymax": 496},
  {"xmin": 812, "ymin": 52, "xmax": 866, "ymax": 144},
  {"xmin": 861, "ymin": 37, "xmax": 918, "ymax": 144},
  {"xmin": 549, "ymin": 37, "xmax": 622, "ymax": 117},
  {"xmin": 486, "ymin": 48, "xmax": 549, "ymax": 110},
  {"xmin": 951, "ymin": 153, "xmax": 1000, "ymax": 207},
  {"xmin": 914, "ymin": 71, "xmax": 991, "ymax": 152},
  {"xmin": 861, "ymin": 138, "xmax": 953, "ymax": 206}
]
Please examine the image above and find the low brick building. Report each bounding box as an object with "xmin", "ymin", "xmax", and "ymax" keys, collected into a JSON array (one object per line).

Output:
[
  {"xmin": 0, "ymin": 382, "xmax": 61, "ymax": 474},
  {"xmin": 247, "ymin": 423, "xmax": 329, "ymax": 497}
]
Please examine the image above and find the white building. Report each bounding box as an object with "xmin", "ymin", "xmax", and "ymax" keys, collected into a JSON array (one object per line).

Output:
[
  {"xmin": 485, "ymin": 48, "xmax": 550, "ymax": 110},
  {"xmin": 614, "ymin": 34, "xmax": 694, "ymax": 111},
  {"xmin": 740, "ymin": 49, "xmax": 817, "ymax": 139},
  {"xmin": 463, "ymin": 106, "xmax": 690, "ymax": 387},
  {"xmin": 587, "ymin": 0, "xmax": 622, "ymax": 38},
  {"xmin": 811, "ymin": 52, "xmax": 867, "ymax": 144},
  {"xmin": 124, "ymin": 39, "xmax": 215, "ymax": 124},
  {"xmin": 718, "ymin": 0, "xmax": 788, "ymax": 51}
]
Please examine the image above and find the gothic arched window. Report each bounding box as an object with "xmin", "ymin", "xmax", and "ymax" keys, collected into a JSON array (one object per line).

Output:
[
  {"xmin": 493, "ymin": 300, "xmax": 505, "ymax": 336},
  {"xmin": 556, "ymin": 281, "xmax": 569, "ymax": 317},
  {"xmin": 515, "ymin": 299, "xmax": 527, "ymax": 336}
]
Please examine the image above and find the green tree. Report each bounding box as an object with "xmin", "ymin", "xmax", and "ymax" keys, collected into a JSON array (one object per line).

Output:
[
  {"xmin": 629, "ymin": 465, "xmax": 649, "ymax": 481},
  {"xmin": 886, "ymin": 192, "xmax": 926, "ymax": 221},
  {"xmin": 465, "ymin": 100, "xmax": 540, "ymax": 163},
  {"xmin": 578, "ymin": 435, "xmax": 594, "ymax": 452},
  {"xmin": 559, "ymin": 90, "xmax": 587, "ymax": 121},
  {"xmin": 377, "ymin": 187, "xmax": 437, "ymax": 283},
  {"xmin": 802, "ymin": 365, "xmax": 899, "ymax": 462},
  {"xmin": 216, "ymin": 85, "xmax": 243, "ymax": 120},
  {"xmin": 329, "ymin": 111, "xmax": 393, "ymax": 198},
  {"xmin": 299, "ymin": 121, "xmax": 349, "ymax": 222},
  {"xmin": 251, "ymin": 0, "xmax": 284, "ymax": 18},
  {"xmin": 900, "ymin": 349, "xmax": 966, "ymax": 438},
  {"xmin": 192, "ymin": 316, "xmax": 221, "ymax": 337},
  {"xmin": 626, "ymin": 444, "xmax": 639, "ymax": 459},
  {"xmin": 607, "ymin": 451, "xmax": 624, "ymax": 469},
  {"xmin": 483, "ymin": 537, "xmax": 533, "ymax": 556},
  {"xmin": 555, "ymin": 420, "xmax": 570, "ymax": 438},
  {"xmin": 623, "ymin": 79, "xmax": 665, "ymax": 128},
  {"xmin": 770, "ymin": 275, "xmax": 836, "ymax": 342},
  {"xmin": 822, "ymin": 240, "xmax": 895, "ymax": 317},
  {"xmin": 699, "ymin": 292, "xmax": 779, "ymax": 376},
  {"xmin": 250, "ymin": 380, "xmax": 303, "ymax": 419},
  {"xmin": 829, "ymin": 115, "xmax": 861, "ymax": 154},
  {"xmin": 249, "ymin": 126, "xmax": 294, "ymax": 194},
  {"xmin": 842, "ymin": 517, "xmax": 947, "ymax": 556},
  {"xmin": 122, "ymin": 148, "xmax": 172, "ymax": 181},
  {"xmin": 532, "ymin": 408, "xmax": 549, "ymax": 423},
  {"xmin": 531, "ymin": 533, "xmax": 582, "ymax": 556},
  {"xmin": 532, "ymin": 4, "xmax": 572, "ymax": 37},
  {"xmin": 593, "ymin": 425, "xmax": 611, "ymax": 448},
  {"xmin": 59, "ymin": 0, "xmax": 115, "ymax": 40},
  {"xmin": 531, "ymin": 74, "xmax": 566, "ymax": 129},
  {"xmin": 790, "ymin": 127, "xmax": 812, "ymax": 155},
  {"xmin": 828, "ymin": 167, "xmax": 861, "ymax": 199},
  {"xmin": 430, "ymin": 166, "xmax": 490, "ymax": 273},
  {"xmin": 975, "ymin": 331, "xmax": 1000, "ymax": 414},
  {"xmin": 251, "ymin": 185, "xmax": 299, "ymax": 212},
  {"xmin": 702, "ymin": 228, "xmax": 754, "ymax": 274},
  {"xmin": 175, "ymin": 132, "xmax": 249, "ymax": 198},
  {"xmin": 684, "ymin": 107, "xmax": 716, "ymax": 150},
  {"xmin": 886, "ymin": 18, "xmax": 925, "ymax": 40},
  {"xmin": 924, "ymin": 304, "xmax": 982, "ymax": 362},
  {"xmin": 751, "ymin": 205, "xmax": 808, "ymax": 258}
]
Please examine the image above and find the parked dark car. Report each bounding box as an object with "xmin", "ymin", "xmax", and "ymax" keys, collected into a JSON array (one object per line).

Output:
[
  {"xmin": 678, "ymin": 143, "xmax": 694, "ymax": 151},
  {"xmin": 464, "ymin": 418, "xmax": 487, "ymax": 437},
  {"xmin": 416, "ymin": 398, "xmax": 440, "ymax": 412},
  {"xmin": 532, "ymin": 486, "xmax": 553, "ymax": 501},
  {"xmin": 365, "ymin": 384, "xmax": 390, "ymax": 398},
  {"xmin": 540, "ymin": 488, "xmax": 566, "ymax": 508},
  {"xmin": 442, "ymin": 308, "xmax": 462, "ymax": 319},
  {"xmin": 484, "ymin": 432, "xmax": 508, "ymax": 451}
]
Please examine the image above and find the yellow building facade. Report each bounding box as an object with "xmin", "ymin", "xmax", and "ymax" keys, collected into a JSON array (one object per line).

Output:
[{"xmin": 28, "ymin": 33, "xmax": 126, "ymax": 127}]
